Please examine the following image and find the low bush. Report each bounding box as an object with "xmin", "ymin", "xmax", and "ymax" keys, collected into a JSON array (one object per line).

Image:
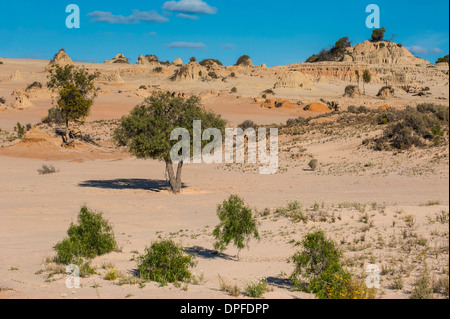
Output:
[
  {"xmin": 199, "ymin": 59, "xmax": 223, "ymax": 67},
  {"xmin": 245, "ymin": 279, "xmax": 268, "ymax": 298},
  {"xmin": 42, "ymin": 106, "xmax": 65, "ymax": 125},
  {"xmin": 238, "ymin": 120, "xmax": 258, "ymax": 131},
  {"xmin": 0, "ymin": 97, "xmax": 5, "ymax": 104},
  {"xmin": 231, "ymin": 87, "xmax": 237, "ymax": 93},
  {"xmin": 208, "ymin": 71, "xmax": 219, "ymax": 79},
  {"xmin": 137, "ymin": 240, "xmax": 196, "ymax": 284},
  {"xmin": 308, "ymin": 159, "xmax": 318, "ymax": 171},
  {"xmin": 14, "ymin": 122, "xmax": 26, "ymax": 139},
  {"xmin": 289, "ymin": 231, "xmax": 375, "ymax": 299},
  {"xmin": 54, "ymin": 205, "xmax": 117, "ymax": 264},
  {"xmin": 38, "ymin": 165, "xmax": 58, "ymax": 175},
  {"xmin": 373, "ymin": 104, "xmax": 449, "ymax": 150}
]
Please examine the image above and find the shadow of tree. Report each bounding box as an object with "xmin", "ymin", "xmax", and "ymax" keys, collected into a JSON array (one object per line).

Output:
[
  {"xmin": 78, "ymin": 178, "xmax": 186, "ymax": 193},
  {"xmin": 186, "ymin": 246, "xmax": 234, "ymax": 261},
  {"xmin": 266, "ymin": 276, "xmax": 294, "ymax": 290}
]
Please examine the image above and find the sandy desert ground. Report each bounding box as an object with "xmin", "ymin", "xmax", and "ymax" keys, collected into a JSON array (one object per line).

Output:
[{"xmin": 0, "ymin": 48, "xmax": 449, "ymax": 299}]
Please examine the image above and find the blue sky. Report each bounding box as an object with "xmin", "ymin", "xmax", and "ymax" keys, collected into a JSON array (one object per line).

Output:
[{"xmin": 0, "ymin": 0, "xmax": 448, "ymax": 66}]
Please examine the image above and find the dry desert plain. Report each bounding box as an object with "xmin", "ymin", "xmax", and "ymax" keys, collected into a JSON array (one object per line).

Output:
[{"xmin": 0, "ymin": 46, "xmax": 449, "ymax": 299}]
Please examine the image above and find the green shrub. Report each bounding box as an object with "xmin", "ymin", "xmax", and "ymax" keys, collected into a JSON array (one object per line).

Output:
[
  {"xmin": 410, "ymin": 268, "xmax": 433, "ymax": 299},
  {"xmin": 14, "ymin": 122, "xmax": 26, "ymax": 139},
  {"xmin": 199, "ymin": 59, "xmax": 223, "ymax": 67},
  {"xmin": 42, "ymin": 106, "xmax": 66, "ymax": 125},
  {"xmin": 238, "ymin": 120, "xmax": 258, "ymax": 131},
  {"xmin": 213, "ymin": 195, "xmax": 259, "ymax": 255},
  {"xmin": 308, "ymin": 159, "xmax": 318, "ymax": 171},
  {"xmin": 54, "ymin": 205, "xmax": 117, "ymax": 264},
  {"xmin": 230, "ymin": 72, "xmax": 236, "ymax": 77},
  {"xmin": 208, "ymin": 71, "xmax": 219, "ymax": 79},
  {"xmin": 290, "ymin": 231, "xmax": 375, "ymax": 299},
  {"xmin": 231, "ymin": 87, "xmax": 237, "ymax": 93},
  {"xmin": 290, "ymin": 231, "xmax": 346, "ymax": 297},
  {"xmin": 377, "ymin": 111, "xmax": 395, "ymax": 125},
  {"xmin": 0, "ymin": 96, "xmax": 5, "ymax": 104},
  {"xmin": 245, "ymin": 279, "xmax": 268, "ymax": 298},
  {"xmin": 373, "ymin": 104, "xmax": 449, "ymax": 150},
  {"xmin": 436, "ymin": 55, "xmax": 449, "ymax": 64},
  {"xmin": 137, "ymin": 240, "xmax": 196, "ymax": 284}
]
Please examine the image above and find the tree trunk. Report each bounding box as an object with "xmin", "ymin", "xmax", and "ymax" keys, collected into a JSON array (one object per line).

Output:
[
  {"xmin": 166, "ymin": 160, "xmax": 183, "ymax": 194},
  {"xmin": 65, "ymin": 118, "xmax": 70, "ymax": 143}
]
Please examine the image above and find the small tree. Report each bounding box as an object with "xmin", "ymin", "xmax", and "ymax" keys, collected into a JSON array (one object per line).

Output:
[
  {"xmin": 114, "ymin": 92, "xmax": 226, "ymax": 194},
  {"xmin": 46, "ymin": 65, "xmax": 97, "ymax": 143},
  {"xmin": 54, "ymin": 205, "xmax": 117, "ymax": 264},
  {"xmin": 290, "ymin": 231, "xmax": 347, "ymax": 298},
  {"xmin": 371, "ymin": 27, "xmax": 386, "ymax": 42},
  {"xmin": 213, "ymin": 195, "xmax": 259, "ymax": 258},
  {"xmin": 190, "ymin": 56, "xmax": 197, "ymax": 63},
  {"xmin": 137, "ymin": 240, "xmax": 196, "ymax": 284},
  {"xmin": 362, "ymin": 69, "xmax": 371, "ymax": 95}
]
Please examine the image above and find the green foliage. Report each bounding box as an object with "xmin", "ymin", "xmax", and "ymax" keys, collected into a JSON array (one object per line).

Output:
[
  {"xmin": 54, "ymin": 205, "xmax": 117, "ymax": 264},
  {"xmin": 0, "ymin": 96, "xmax": 5, "ymax": 104},
  {"xmin": 46, "ymin": 65, "xmax": 96, "ymax": 136},
  {"xmin": 374, "ymin": 104, "xmax": 449, "ymax": 150},
  {"xmin": 137, "ymin": 240, "xmax": 196, "ymax": 284},
  {"xmin": 362, "ymin": 70, "xmax": 371, "ymax": 84},
  {"xmin": 14, "ymin": 122, "xmax": 26, "ymax": 139},
  {"xmin": 245, "ymin": 279, "xmax": 268, "ymax": 298},
  {"xmin": 58, "ymin": 83, "xmax": 93, "ymax": 122},
  {"xmin": 289, "ymin": 231, "xmax": 364, "ymax": 299},
  {"xmin": 231, "ymin": 87, "xmax": 237, "ymax": 93},
  {"xmin": 410, "ymin": 267, "xmax": 434, "ymax": 299},
  {"xmin": 190, "ymin": 57, "xmax": 197, "ymax": 63},
  {"xmin": 436, "ymin": 55, "xmax": 449, "ymax": 64},
  {"xmin": 213, "ymin": 195, "xmax": 259, "ymax": 253},
  {"xmin": 42, "ymin": 106, "xmax": 65, "ymax": 125},
  {"xmin": 235, "ymin": 55, "xmax": 252, "ymax": 66},
  {"xmin": 208, "ymin": 71, "xmax": 219, "ymax": 79},
  {"xmin": 47, "ymin": 65, "xmax": 96, "ymax": 98},
  {"xmin": 306, "ymin": 37, "xmax": 351, "ymax": 63},
  {"xmin": 199, "ymin": 59, "xmax": 223, "ymax": 67},
  {"xmin": 371, "ymin": 27, "xmax": 386, "ymax": 42},
  {"xmin": 114, "ymin": 92, "xmax": 226, "ymax": 162}
]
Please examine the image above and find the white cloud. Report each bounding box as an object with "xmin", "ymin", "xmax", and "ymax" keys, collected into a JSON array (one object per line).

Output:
[
  {"xmin": 88, "ymin": 10, "xmax": 169, "ymax": 24},
  {"xmin": 146, "ymin": 32, "xmax": 158, "ymax": 36},
  {"xmin": 166, "ymin": 42, "xmax": 207, "ymax": 49},
  {"xmin": 221, "ymin": 44, "xmax": 236, "ymax": 50},
  {"xmin": 407, "ymin": 45, "xmax": 445, "ymax": 56},
  {"xmin": 177, "ymin": 13, "xmax": 200, "ymax": 20},
  {"xmin": 431, "ymin": 48, "xmax": 444, "ymax": 54},
  {"xmin": 407, "ymin": 45, "xmax": 430, "ymax": 55},
  {"xmin": 162, "ymin": 0, "xmax": 217, "ymax": 15}
]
